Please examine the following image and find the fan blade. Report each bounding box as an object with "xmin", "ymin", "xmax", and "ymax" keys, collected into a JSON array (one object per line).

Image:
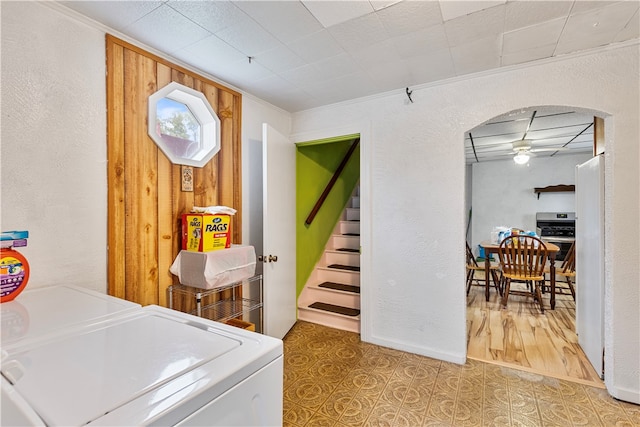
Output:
[{"xmin": 530, "ymin": 147, "xmax": 571, "ymax": 152}]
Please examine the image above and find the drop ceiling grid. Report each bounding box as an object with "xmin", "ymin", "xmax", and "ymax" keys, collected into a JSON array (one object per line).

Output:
[{"xmin": 56, "ymin": 0, "xmax": 639, "ymax": 112}]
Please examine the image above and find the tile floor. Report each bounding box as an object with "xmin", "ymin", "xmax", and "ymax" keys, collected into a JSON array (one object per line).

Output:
[{"xmin": 282, "ymin": 321, "xmax": 639, "ymax": 427}]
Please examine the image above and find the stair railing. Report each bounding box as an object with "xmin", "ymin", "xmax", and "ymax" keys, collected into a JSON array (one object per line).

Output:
[{"xmin": 305, "ymin": 137, "xmax": 360, "ymax": 226}]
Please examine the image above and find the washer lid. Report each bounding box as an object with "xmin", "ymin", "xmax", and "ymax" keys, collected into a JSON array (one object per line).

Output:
[
  {"xmin": 2, "ymin": 309, "xmax": 241, "ymax": 426},
  {"xmin": 1, "ymin": 285, "xmax": 140, "ymax": 347}
]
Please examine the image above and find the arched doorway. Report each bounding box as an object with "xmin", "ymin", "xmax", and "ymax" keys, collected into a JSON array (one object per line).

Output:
[{"xmin": 463, "ymin": 105, "xmax": 604, "ymax": 387}]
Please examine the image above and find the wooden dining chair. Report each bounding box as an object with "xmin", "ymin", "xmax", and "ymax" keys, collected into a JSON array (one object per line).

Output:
[
  {"xmin": 497, "ymin": 235, "xmax": 548, "ymax": 313},
  {"xmin": 466, "ymin": 242, "xmax": 500, "ymax": 296},
  {"xmin": 543, "ymin": 241, "xmax": 576, "ymax": 300}
]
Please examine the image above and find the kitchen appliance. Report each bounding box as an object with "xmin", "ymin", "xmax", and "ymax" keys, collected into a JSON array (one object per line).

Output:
[
  {"xmin": 1, "ymin": 285, "xmax": 283, "ymax": 426},
  {"xmin": 535, "ymin": 212, "xmax": 576, "ymax": 261},
  {"xmin": 575, "ymin": 155, "xmax": 605, "ymax": 378},
  {"xmin": 1, "ymin": 285, "xmax": 140, "ymax": 348}
]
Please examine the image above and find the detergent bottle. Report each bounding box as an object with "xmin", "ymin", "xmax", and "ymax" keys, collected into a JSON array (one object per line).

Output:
[{"xmin": 1, "ymin": 231, "xmax": 30, "ymax": 303}]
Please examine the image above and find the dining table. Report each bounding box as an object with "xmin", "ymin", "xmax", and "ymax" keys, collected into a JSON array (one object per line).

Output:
[{"xmin": 479, "ymin": 240, "xmax": 561, "ymax": 309}]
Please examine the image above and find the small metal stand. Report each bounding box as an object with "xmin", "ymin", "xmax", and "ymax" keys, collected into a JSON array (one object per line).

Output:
[{"xmin": 168, "ymin": 275, "xmax": 263, "ymax": 332}]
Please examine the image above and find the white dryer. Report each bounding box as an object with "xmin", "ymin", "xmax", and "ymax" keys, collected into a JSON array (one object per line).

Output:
[{"xmin": 1, "ymin": 286, "xmax": 283, "ymax": 426}]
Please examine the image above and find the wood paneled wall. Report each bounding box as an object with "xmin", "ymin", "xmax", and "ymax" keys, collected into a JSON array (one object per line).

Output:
[{"xmin": 106, "ymin": 35, "xmax": 242, "ymax": 306}]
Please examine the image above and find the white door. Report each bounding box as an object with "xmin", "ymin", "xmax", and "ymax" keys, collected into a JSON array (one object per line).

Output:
[
  {"xmin": 575, "ymin": 155, "xmax": 604, "ymax": 377},
  {"xmin": 262, "ymin": 124, "xmax": 296, "ymax": 339}
]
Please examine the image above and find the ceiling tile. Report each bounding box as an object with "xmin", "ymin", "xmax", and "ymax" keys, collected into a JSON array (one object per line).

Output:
[
  {"xmin": 376, "ymin": 0, "xmax": 443, "ymax": 38},
  {"xmin": 310, "ymin": 53, "xmax": 362, "ymax": 80},
  {"xmin": 242, "ymin": 73, "xmax": 293, "ymax": 94},
  {"xmin": 174, "ymin": 35, "xmax": 247, "ymax": 79},
  {"xmin": 286, "ymin": 29, "xmax": 345, "ymax": 63},
  {"xmin": 370, "ymin": 0, "xmax": 403, "ymax": 12},
  {"xmin": 212, "ymin": 57, "xmax": 274, "ymax": 89},
  {"xmin": 221, "ymin": 60, "xmax": 273, "ymax": 87},
  {"xmin": 444, "ymin": 4, "xmax": 506, "ymax": 47},
  {"xmin": 365, "ymin": 59, "xmax": 412, "ymax": 92},
  {"xmin": 328, "ymin": 12, "xmax": 388, "ymax": 53},
  {"xmin": 501, "ymin": 44, "xmax": 556, "ymax": 66},
  {"xmin": 614, "ymin": 9, "xmax": 640, "ymax": 42},
  {"xmin": 503, "ymin": 18, "xmax": 565, "ymax": 53},
  {"xmin": 450, "ymin": 34, "xmax": 502, "ymax": 75},
  {"xmin": 214, "ymin": 14, "xmax": 281, "ymax": 56},
  {"xmin": 351, "ymin": 38, "xmax": 404, "ymax": 69},
  {"xmin": 232, "ymin": 1, "xmax": 323, "ymax": 43},
  {"xmin": 556, "ymin": 1, "xmax": 640, "ymax": 54},
  {"xmin": 439, "ymin": 0, "xmax": 505, "ymax": 22},
  {"xmin": 167, "ymin": 1, "xmax": 246, "ymax": 34},
  {"xmin": 180, "ymin": 35, "xmax": 247, "ymax": 64},
  {"xmin": 504, "ymin": 0, "xmax": 572, "ymax": 32},
  {"xmin": 569, "ymin": 1, "xmax": 619, "ymax": 15},
  {"xmin": 302, "ymin": 0, "xmax": 375, "ymax": 28},
  {"xmin": 123, "ymin": 5, "xmax": 211, "ymax": 54},
  {"xmin": 58, "ymin": 1, "xmax": 164, "ymax": 31},
  {"xmin": 279, "ymin": 63, "xmax": 329, "ymax": 88},
  {"xmin": 532, "ymin": 111, "xmax": 594, "ymax": 129},
  {"xmin": 391, "ymin": 24, "xmax": 450, "ymax": 58},
  {"xmin": 243, "ymin": 75, "xmax": 317, "ymax": 111},
  {"xmin": 529, "ymin": 126, "xmax": 591, "ymax": 142},
  {"xmin": 366, "ymin": 48, "xmax": 456, "ymax": 89},
  {"xmin": 305, "ymin": 72, "xmax": 378, "ymax": 104},
  {"xmin": 253, "ymin": 44, "xmax": 307, "ymax": 74},
  {"xmin": 409, "ymin": 49, "xmax": 456, "ymax": 83}
]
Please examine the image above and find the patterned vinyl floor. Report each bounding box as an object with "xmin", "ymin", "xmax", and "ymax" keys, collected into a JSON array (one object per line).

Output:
[{"xmin": 282, "ymin": 321, "xmax": 639, "ymax": 427}]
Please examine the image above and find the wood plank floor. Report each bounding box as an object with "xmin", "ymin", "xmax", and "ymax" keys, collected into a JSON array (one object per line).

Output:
[{"xmin": 466, "ymin": 281, "xmax": 604, "ymax": 388}]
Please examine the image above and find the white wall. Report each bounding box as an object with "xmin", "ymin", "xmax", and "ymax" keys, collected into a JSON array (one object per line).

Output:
[
  {"xmin": 1, "ymin": 1, "xmax": 107, "ymax": 293},
  {"xmin": 1, "ymin": 2, "xmax": 291, "ymax": 293},
  {"xmin": 292, "ymin": 44, "xmax": 639, "ymax": 403},
  {"xmin": 470, "ymin": 152, "xmax": 591, "ymax": 253}
]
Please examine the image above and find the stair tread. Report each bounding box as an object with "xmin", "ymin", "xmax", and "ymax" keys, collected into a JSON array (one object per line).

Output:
[
  {"xmin": 327, "ymin": 264, "xmax": 360, "ymax": 272},
  {"xmin": 336, "ymin": 248, "xmax": 359, "ymax": 253},
  {"xmin": 318, "ymin": 281, "xmax": 360, "ymax": 294},
  {"xmin": 308, "ymin": 302, "xmax": 360, "ymax": 317}
]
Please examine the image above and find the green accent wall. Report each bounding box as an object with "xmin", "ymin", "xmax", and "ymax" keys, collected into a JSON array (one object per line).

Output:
[{"xmin": 296, "ymin": 135, "xmax": 360, "ymax": 297}]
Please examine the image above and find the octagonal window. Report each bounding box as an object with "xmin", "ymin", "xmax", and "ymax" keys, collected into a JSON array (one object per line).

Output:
[{"xmin": 148, "ymin": 82, "xmax": 220, "ymax": 167}]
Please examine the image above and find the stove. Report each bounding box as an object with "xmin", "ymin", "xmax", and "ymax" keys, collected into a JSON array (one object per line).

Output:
[{"xmin": 536, "ymin": 212, "xmax": 575, "ymax": 260}]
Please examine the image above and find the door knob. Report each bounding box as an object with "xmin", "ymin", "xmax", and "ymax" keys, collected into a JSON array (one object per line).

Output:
[
  {"xmin": 268, "ymin": 255, "xmax": 278, "ymax": 262},
  {"xmin": 257, "ymin": 255, "xmax": 267, "ymax": 263}
]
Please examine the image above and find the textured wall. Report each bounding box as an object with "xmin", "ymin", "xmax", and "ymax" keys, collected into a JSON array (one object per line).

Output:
[
  {"xmin": 1, "ymin": 2, "xmax": 107, "ymax": 293},
  {"xmin": 292, "ymin": 44, "xmax": 639, "ymax": 403}
]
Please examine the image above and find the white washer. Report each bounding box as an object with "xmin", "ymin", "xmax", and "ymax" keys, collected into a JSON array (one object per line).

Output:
[
  {"xmin": 1, "ymin": 287, "xmax": 283, "ymax": 426},
  {"xmin": 1, "ymin": 285, "xmax": 140, "ymax": 349}
]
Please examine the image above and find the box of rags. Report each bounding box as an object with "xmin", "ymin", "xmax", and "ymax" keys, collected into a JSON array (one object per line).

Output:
[{"xmin": 181, "ymin": 214, "xmax": 231, "ymax": 252}]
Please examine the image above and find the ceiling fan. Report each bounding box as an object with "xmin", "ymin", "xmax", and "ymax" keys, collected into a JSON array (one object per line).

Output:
[
  {"xmin": 509, "ymin": 110, "xmax": 570, "ymax": 164},
  {"xmin": 511, "ymin": 139, "xmax": 568, "ymax": 164}
]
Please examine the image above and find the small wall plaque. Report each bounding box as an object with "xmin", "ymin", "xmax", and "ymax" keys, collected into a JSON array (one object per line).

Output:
[{"xmin": 181, "ymin": 166, "xmax": 193, "ymax": 192}]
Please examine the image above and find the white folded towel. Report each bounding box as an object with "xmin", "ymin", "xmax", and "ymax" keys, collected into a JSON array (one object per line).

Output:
[{"xmin": 192, "ymin": 205, "xmax": 237, "ymax": 215}]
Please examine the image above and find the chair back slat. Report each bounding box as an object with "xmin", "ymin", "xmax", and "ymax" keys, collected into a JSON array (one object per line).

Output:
[
  {"xmin": 498, "ymin": 235, "xmax": 548, "ymax": 280},
  {"xmin": 559, "ymin": 241, "xmax": 576, "ymax": 274},
  {"xmin": 466, "ymin": 242, "xmax": 479, "ymax": 267}
]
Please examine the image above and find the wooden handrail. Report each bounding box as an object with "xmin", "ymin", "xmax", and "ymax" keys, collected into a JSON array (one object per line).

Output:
[{"xmin": 305, "ymin": 138, "xmax": 360, "ymax": 226}]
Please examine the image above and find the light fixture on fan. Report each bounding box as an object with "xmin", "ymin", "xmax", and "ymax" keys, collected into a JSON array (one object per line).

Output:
[
  {"xmin": 512, "ymin": 140, "xmax": 532, "ymax": 164},
  {"xmin": 513, "ymin": 152, "xmax": 530, "ymax": 164}
]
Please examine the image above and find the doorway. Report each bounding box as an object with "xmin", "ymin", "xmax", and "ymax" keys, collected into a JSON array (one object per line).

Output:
[{"xmin": 464, "ymin": 106, "xmax": 604, "ymax": 387}]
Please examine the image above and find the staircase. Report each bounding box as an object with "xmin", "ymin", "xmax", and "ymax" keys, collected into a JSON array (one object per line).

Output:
[{"xmin": 298, "ymin": 187, "xmax": 360, "ymax": 333}]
